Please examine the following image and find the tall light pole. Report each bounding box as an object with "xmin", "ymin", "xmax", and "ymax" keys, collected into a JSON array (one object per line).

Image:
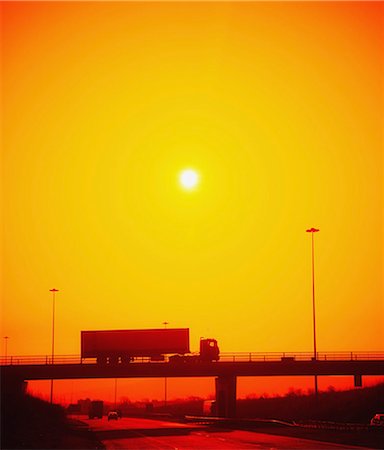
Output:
[
  {"xmin": 50, "ymin": 288, "xmax": 59, "ymax": 403},
  {"xmin": 306, "ymin": 228, "xmax": 319, "ymax": 397},
  {"xmin": 4, "ymin": 336, "xmax": 9, "ymax": 364},
  {"xmin": 114, "ymin": 378, "xmax": 118, "ymax": 410},
  {"xmin": 162, "ymin": 322, "xmax": 169, "ymax": 410}
]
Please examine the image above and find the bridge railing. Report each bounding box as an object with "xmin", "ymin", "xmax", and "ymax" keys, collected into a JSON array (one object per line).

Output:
[
  {"xmin": 0, "ymin": 355, "xmax": 154, "ymax": 366},
  {"xmin": 0, "ymin": 355, "xmax": 83, "ymax": 366},
  {"xmin": 1, "ymin": 351, "xmax": 384, "ymax": 366}
]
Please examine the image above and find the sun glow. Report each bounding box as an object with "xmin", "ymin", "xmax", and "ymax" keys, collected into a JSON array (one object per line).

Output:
[
  {"xmin": 2, "ymin": 1, "xmax": 383, "ymax": 403},
  {"xmin": 179, "ymin": 169, "xmax": 199, "ymax": 190}
]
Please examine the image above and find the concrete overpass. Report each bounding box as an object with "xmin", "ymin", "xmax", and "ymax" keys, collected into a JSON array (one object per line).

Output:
[{"xmin": 2, "ymin": 352, "xmax": 383, "ymax": 417}]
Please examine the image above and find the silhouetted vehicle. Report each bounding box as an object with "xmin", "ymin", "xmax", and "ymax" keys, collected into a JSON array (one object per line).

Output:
[
  {"xmin": 203, "ymin": 400, "xmax": 217, "ymax": 416},
  {"xmin": 108, "ymin": 411, "xmax": 119, "ymax": 421},
  {"xmin": 81, "ymin": 328, "xmax": 219, "ymax": 364},
  {"xmin": 281, "ymin": 356, "xmax": 295, "ymax": 362},
  {"xmin": 370, "ymin": 413, "xmax": 384, "ymax": 426},
  {"xmin": 88, "ymin": 400, "xmax": 103, "ymax": 419},
  {"xmin": 168, "ymin": 338, "xmax": 220, "ymax": 363},
  {"xmin": 67, "ymin": 403, "xmax": 81, "ymax": 414}
]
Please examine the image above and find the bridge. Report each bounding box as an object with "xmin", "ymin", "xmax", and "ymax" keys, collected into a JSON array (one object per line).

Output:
[{"xmin": 2, "ymin": 351, "xmax": 383, "ymax": 417}]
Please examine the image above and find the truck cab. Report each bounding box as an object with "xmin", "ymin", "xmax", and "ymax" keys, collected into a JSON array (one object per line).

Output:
[{"xmin": 200, "ymin": 338, "xmax": 220, "ymax": 362}]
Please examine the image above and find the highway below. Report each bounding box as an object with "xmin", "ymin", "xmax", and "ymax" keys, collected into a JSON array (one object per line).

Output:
[{"xmin": 82, "ymin": 416, "xmax": 373, "ymax": 449}]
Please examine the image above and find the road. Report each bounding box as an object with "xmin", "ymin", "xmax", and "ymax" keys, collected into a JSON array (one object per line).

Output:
[{"xmin": 83, "ymin": 416, "xmax": 371, "ymax": 449}]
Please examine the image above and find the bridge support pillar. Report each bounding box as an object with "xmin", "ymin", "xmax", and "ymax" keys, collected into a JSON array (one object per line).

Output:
[
  {"xmin": 354, "ymin": 374, "xmax": 362, "ymax": 387},
  {"xmin": 215, "ymin": 375, "xmax": 237, "ymax": 418}
]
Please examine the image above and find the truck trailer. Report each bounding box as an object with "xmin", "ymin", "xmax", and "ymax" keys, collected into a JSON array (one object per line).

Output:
[{"xmin": 81, "ymin": 328, "xmax": 219, "ymax": 364}]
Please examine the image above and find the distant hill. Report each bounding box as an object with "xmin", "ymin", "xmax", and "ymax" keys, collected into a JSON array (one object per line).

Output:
[{"xmin": 237, "ymin": 383, "xmax": 384, "ymax": 422}]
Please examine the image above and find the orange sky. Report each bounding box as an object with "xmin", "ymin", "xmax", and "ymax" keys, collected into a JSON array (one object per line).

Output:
[{"xmin": 1, "ymin": 1, "xmax": 383, "ymax": 403}]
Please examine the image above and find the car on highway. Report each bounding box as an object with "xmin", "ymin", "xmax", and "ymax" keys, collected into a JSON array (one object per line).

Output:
[
  {"xmin": 108, "ymin": 411, "xmax": 119, "ymax": 421},
  {"xmin": 370, "ymin": 413, "xmax": 384, "ymax": 426}
]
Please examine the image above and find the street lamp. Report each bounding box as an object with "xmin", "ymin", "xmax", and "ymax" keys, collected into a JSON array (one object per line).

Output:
[
  {"xmin": 4, "ymin": 336, "xmax": 9, "ymax": 364},
  {"xmin": 50, "ymin": 288, "xmax": 59, "ymax": 403},
  {"xmin": 114, "ymin": 378, "xmax": 118, "ymax": 410},
  {"xmin": 162, "ymin": 322, "xmax": 169, "ymax": 409},
  {"xmin": 306, "ymin": 228, "xmax": 319, "ymax": 397}
]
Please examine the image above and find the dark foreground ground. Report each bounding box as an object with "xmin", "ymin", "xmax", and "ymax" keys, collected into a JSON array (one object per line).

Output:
[
  {"xmin": 1, "ymin": 392, "xmax": 105, "ymax": 449},
  {"xmin": 3, "ymin": 409, "xmax": 383, "ymax": 449},
  {"xmin": 2, "ymin": 416, "xmax": 105, "ymax": 450},
  {"xmin": 1, "ymin": 390, "xmax": 383, "ymax": 449}
]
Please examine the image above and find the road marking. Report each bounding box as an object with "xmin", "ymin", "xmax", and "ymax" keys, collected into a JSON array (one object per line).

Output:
[{"xmin": 126, "ymin": 428, "xmax": 179, "ymax": 450}]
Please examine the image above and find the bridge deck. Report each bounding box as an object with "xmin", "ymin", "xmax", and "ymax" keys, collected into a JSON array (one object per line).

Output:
[
  {"xmin": 1, "ymin": 358, "xmax": 383, "ymax": 381},
  {"xmin": 1, "ymin": 351, "xmax": 384, "ymax": 366}
]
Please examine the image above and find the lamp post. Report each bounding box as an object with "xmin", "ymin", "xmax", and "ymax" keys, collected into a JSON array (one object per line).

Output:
[
  {"xmin": 4, "ymin": 336, "xmax": 9, "ymax": 364},
  {"xmin": 162, "ymin": 322, "xmax": 169, "ymax": 410},
  {"xmin": 114, "ymin": 378, "xmax": 118, "ymax": 410},
  {"xmin": 50, "ymin": 288, "xmax": 59, "ymax": 403},
  {"xmin": 306, "ymin": 228, "xmax": 319, "ymax": 397}
]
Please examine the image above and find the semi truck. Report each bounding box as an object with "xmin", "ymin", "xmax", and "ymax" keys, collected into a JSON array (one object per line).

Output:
[
  {"xmin": 88, "ymin": 400, "xmax": 103, "ymax": 419},
  {"xmin": 81, "ymin": 328, "xmax": 219, "ymax": 364}
]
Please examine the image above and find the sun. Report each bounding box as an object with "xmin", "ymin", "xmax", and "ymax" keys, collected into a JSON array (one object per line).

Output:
[{"xmin": 179, "ymin": 169, "xmax": 200, "ymax": 190}]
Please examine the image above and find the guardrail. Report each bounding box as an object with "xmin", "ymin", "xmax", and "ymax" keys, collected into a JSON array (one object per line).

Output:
[
  {"xmin": 295, "ymin": 419, "xmax": 380, "ymax": 432},
  {"xmin": 185, "ymin": 416, "xmax": 380, "ymax": 432},
  {"xmin": 1, "ymin": 351, "xmax": 384, "ymax": 366}
]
